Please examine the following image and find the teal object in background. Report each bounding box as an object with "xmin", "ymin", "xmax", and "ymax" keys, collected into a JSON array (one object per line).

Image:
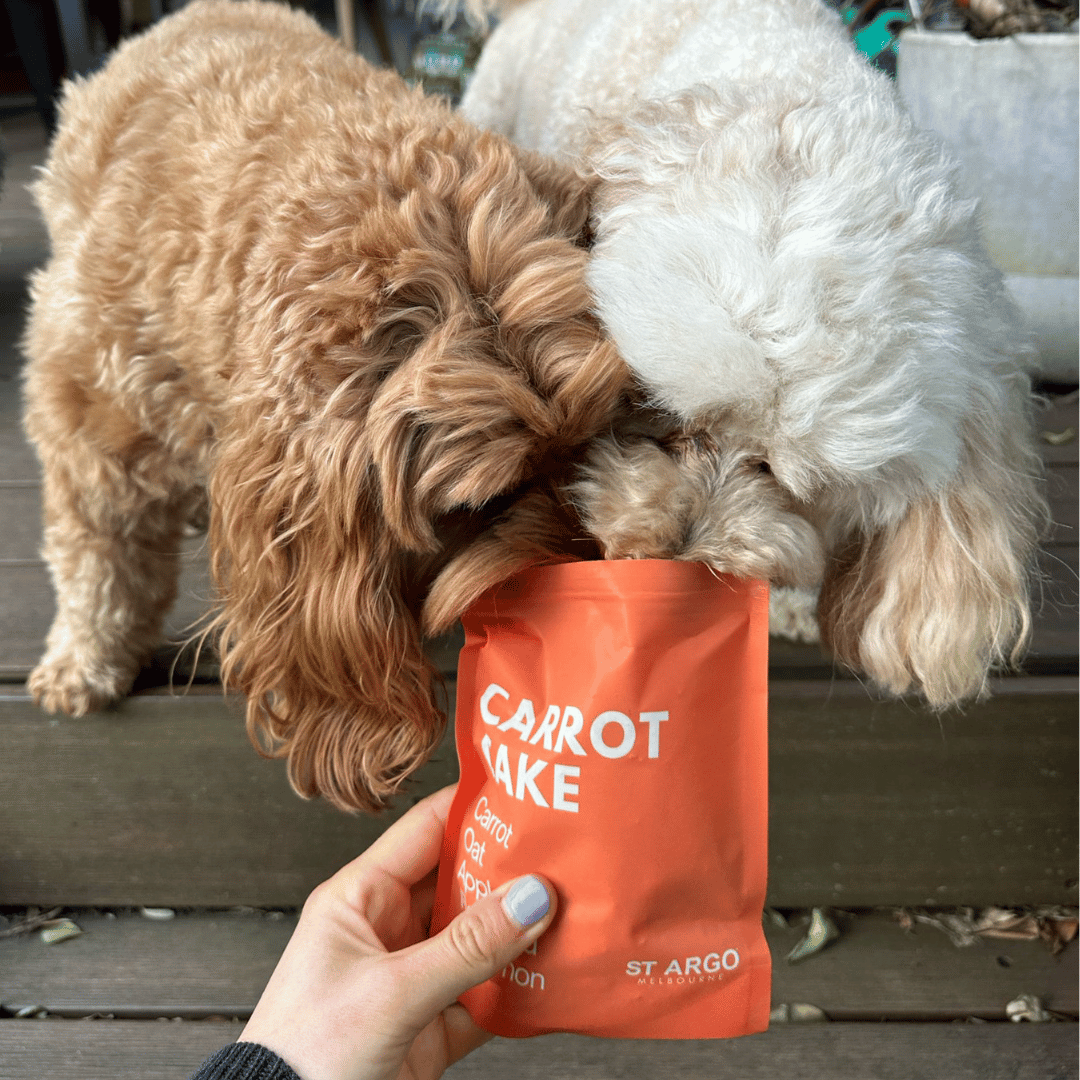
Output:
[{"xmin": 830, "ymin": 0, "xmax": 915, "ymax": 75}]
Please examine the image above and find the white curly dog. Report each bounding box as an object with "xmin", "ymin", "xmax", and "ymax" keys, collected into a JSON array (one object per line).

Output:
[{"xmin": 435, "ymin": 0, "xmax": 1047, "ymax": 707}]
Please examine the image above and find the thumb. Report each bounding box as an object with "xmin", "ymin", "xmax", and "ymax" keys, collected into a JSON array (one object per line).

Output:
[{"xmin": 394, "ymin": 874, "xmax": 556, "ymax": 1027}]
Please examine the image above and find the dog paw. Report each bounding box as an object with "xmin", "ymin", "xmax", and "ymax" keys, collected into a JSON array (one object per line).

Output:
[{"xmin": 28, "ymin": 655, "xmax": 133, "ymax": 716}]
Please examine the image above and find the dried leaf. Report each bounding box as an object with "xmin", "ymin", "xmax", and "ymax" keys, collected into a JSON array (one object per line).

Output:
[
  {"xmin": 0, "ymin": 908, "xmax": 63, "ymax": 939},
  {"xmin": 1041, "ymin": 427, "xmax": 1076, "ymax": 446},
  {"xmin": 764, "ymin": 908, "xmax": 790, "ymax": 930},
  {"xmin": 789, "ymin": 1003, "xmax": 829, "ymax": 1022},
  {"xmin": 1038, "ymin": 915, "xmax": 1079, "ymax": 955},
  {"xmin": 1006, "ymin": 994, "xmax": 1052, "ymax": 1022},
  {"xmin": 40, "ymin": 919, "xmax": 83, "ymax": 945},
  {"xmin": 786, "ymin": 908, "xmax": 839, "ymax": 963},
  {"xmin": 770, "ymin": 1003, "xmax": 829, "ymax": 1023},
  {"xmin": 140, "ymin": 907, "xmax": 176, "ymax": 921},
  {"xmin": 903, "ymin": 906, "xmax": 1079, "ymax": 953},
  {"xmin": 974, "ymin": 908, "xmax": 1040, "ymax": 941},
  {"xmin": 913, "ymin": 909, "xmax": 981, "ymax": 948}
]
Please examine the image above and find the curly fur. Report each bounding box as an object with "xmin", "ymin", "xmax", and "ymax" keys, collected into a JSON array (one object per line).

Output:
[
  {"xmin": 22, "ymin": 0, "xmax": 627, "ymax": 811},
  {"xmin": 24, "ymin": 0, "xmax": 1049, "ymax": 816},
  {"xmin": 436, "ymin": 0, "xmax": 1049, "ymax": 708}
]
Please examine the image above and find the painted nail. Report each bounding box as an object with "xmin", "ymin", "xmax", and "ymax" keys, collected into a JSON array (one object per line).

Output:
[{"xmin": 502, "ymin": 875, "xmax": 550, "ymax": 929}]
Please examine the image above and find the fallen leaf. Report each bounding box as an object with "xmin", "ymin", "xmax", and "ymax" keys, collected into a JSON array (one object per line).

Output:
[
  {"xmin": 40, "ymin": 919, "xmax": 83, "ymax": 945},
  {"xmin": 786, "ymin": 908, "xmax": 840, "ymax": 963},
  {"xmin": 1006, "ymin": 994, "xmax": 1052, "ymax": 1022},
  {"xmin": 0, "ymin": 908, "xmax": 63, "ymax": 939},
  {"xmin": 140, "ymin": 907, "xmax": 176, "ymax": 921},
  {"xmin": 769, "ymin": 1003, "xmax": 829, "ymax": 1024},
  {"xmin": 1041, "ymin": 427, "xmax": 1076, "ymax": 446}
]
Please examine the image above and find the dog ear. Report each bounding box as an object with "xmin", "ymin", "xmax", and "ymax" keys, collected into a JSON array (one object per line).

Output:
[
  {"xmin": 208, "ymin": 407, "xmax": 444, "ymax": 814},
  {"xmin": 816, "ymin": 418, "xmax": 1046, "ymax": 709},
  {"xmin": 421, "ymin": 484, "xmax": 597, "ymax": 636},
  {"xmin": 205, "ymin": 134, "xmax": 626, "ymax": 812}
]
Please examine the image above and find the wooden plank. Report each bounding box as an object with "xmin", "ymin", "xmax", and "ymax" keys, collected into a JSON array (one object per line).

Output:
[
  {"xmin": 0, "ymin": 550, "xmax": 218, "ymax": 681},
  {"xmin": 449, "ymin": 1025, "xmax": 1080, "ymax": 1080},
  {"xmin": 767, "ymin": 678, "xmax": 1078, "ymax": 908},
  {"xmin": 1, "ymin": 911, "xmax": 1074, "ymax": 1021},
  {"xmin": 1035, "ymin": 389, "xmax": 1077, "ymax": 661},
  {"xmin": 0, "ymin": 323, "xmax": 37, "ymax": 484},
  {"xmin": 1046, "ymin": 464, "xmax": 1078, "ymax": 541},
  {"xmin": 0, "ymin": 113, "xmax": 50, "ymax": 241},
  {"xmin": 766, "ymin": 912, "xmax": 1078, "ymax": 1021},
  {"xmin": 0, "ymin": 1018, "xmax": 245, "ymax": 1080},
  {"xmin": 0, "ymin": 1019, "xmax": 1074, "ymax": 1080},
  {"xmin": 0, "ymin": 687, "xmax": 459, "ymax": 909},
  {"xmin": 2, "ymin": 545, "xmax": 1074, "ymax": 683},
  {"xmin": 0, "ymin": 911, "xmax": 295, "ymax": 1019},
  {"xmin": 0, "ymin": 679, "xmax": 1074, "ymax": 909},
  {"xmin": 1035, "ymin": 543, "xmax": 1079, "ymax": 665},
  {"xmin": 0, "ymin": 482, "xmax": 40, "ymax": 560},
  {"xmin": 0, "ymin": 416, "xmax": 39, "ymax": 485},
  {"xmin": 0, "ymin": 114, "xmax": 49, "ymax": 282}
]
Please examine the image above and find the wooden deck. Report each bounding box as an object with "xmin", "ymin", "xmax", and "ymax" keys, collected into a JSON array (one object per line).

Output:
[{"xmin": 0, "ymin": 105, "xmax": 1076, "ymax": 1079}]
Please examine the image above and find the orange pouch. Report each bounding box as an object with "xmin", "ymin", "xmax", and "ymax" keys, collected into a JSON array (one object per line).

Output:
[{"xmin": 429, "ymin": 560, "xmax": 771, "ymax": 1039}]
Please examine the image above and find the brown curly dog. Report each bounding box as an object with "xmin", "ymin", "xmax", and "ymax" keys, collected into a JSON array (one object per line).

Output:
[{"xmin": 22, "ymin": 0, "xmax": 628, "ymax": 811}]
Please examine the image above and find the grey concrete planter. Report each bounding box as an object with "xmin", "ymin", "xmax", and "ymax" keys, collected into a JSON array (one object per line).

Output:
[{"xmin": 898, "ymin": 29, "xmax": 1078, "ymax": 382}]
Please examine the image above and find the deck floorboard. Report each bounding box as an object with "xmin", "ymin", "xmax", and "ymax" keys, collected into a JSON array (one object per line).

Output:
[{"xmin": 0, "ymin": 1019, "xmax": 1075, "ymax": 1080}]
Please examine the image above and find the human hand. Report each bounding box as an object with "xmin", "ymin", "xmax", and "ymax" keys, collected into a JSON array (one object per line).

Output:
[{"xmin": 239, "ymin": 784, "xmax": 556, "ymax": 1080}]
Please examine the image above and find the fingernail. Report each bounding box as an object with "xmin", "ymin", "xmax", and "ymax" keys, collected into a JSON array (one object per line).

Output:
[{"xmin": 502, "ymin": 875, "xmax": 550, "ymax": 929}]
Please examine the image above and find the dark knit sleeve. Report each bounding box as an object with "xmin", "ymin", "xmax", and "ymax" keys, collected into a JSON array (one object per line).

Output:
[{"xmin": 189, "ymin": 1041, "xmax": 304, "ymax": 1080}]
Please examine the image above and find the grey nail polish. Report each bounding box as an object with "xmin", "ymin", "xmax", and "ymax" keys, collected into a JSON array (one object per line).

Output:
[{"xmin": 503, "ymin": 875, "xmax": 550, "ymax": 928}]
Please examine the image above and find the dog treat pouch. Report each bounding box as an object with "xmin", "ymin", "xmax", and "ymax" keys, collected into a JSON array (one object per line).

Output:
[{"xmin": 430, "ymin": 559, "xmax": 771, "ymax": 1040}]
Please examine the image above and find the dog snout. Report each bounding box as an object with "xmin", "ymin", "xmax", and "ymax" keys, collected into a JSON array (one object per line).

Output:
[{"xmin": 571, "ymin": 434, "xmax": 823, "ymax": 585}]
